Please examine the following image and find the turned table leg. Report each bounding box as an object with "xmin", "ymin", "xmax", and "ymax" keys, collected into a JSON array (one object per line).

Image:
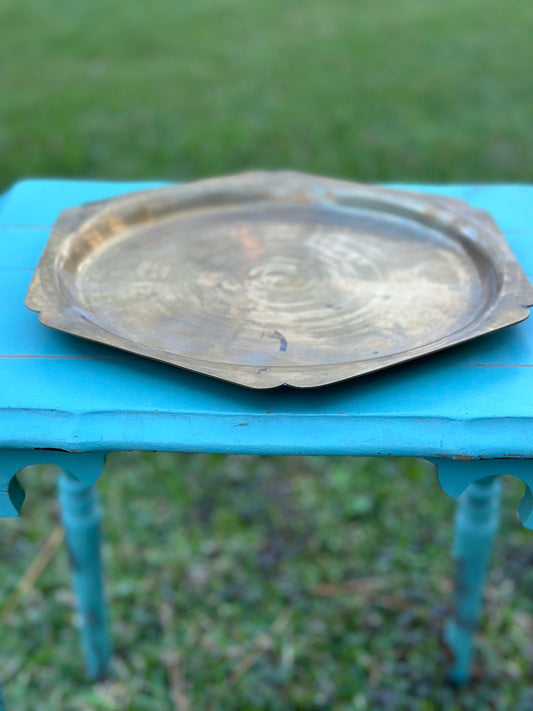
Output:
[
  {"xmin": 434, "ymin": 458, "xmax": 533, "ymax": 683},
  {"xmin": 444, "ymin": 476, "xmax": 501, "ymax": 683},
  {"xmin": 0, "ymin": 450, "xmax": 111, "ymax": 698},
  {"xmin": 57, "ymin": 471, "xmax": 112, "ymax": 680}
]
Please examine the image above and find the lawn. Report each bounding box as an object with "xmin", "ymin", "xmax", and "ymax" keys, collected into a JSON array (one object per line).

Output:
[
  {"xmin": 2, "ymin": 0, "xmax": 533, "ymax": 188},
  {"xmin": 1, "ymin": 1, "xmax": 533, "ymax": 709}
]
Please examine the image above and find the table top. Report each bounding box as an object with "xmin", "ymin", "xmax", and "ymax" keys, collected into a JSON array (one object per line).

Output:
[{"xmin": 1, "ymin": 179, "xmax": 533, "ymax": 459}]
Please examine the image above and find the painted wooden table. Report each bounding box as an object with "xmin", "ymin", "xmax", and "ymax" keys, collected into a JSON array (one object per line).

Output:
[{"xmin": 1, "ymin": 180, "xmax": 533, "ymax": 703}]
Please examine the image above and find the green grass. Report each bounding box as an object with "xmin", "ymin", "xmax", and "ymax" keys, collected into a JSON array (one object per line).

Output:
[
  {"xmin": 1, "ymin": 0, "xmax": 533, "ymax": 188},
  {"xmin": 2, "ymin": 0, "xmax": 533, "ymax": 708},
  {"xmin": 3, "ymin": 457, "xmax": 533, "ymax": 710}
]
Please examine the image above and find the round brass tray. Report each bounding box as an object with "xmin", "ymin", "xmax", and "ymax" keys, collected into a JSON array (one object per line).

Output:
[{"xmin": 25, "ymin": 172, "xmax": 533, "ymax": 388}]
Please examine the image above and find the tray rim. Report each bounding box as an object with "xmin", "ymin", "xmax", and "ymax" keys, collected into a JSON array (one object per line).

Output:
[{"xmin": 25, "ymin": 171, "xmax": 533, "ymax": 389}]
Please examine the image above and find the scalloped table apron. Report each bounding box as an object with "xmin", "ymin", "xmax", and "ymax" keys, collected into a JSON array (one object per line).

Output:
[{"xmin": 2, "ymin": 180, "xmax": 533, "ymax": 704}]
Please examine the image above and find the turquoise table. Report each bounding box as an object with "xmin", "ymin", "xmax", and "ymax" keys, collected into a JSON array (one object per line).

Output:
[{"xmin": 2, "ymin": 180, "xmax": 533, "ymax": 702}]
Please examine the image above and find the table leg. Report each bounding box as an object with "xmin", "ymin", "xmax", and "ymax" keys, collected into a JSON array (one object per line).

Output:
[
  {"xmin": 1, "ymin": 450, "xmax": 109, "ymax": 692},
  {"xmin": 57, "ymin": 471, "xmax": 112, "ymax": 680},
  {"xmin": 0, "ymin": 459, "xmax": 25, "ymax": 518},
  {"xmin": 0, "ymin": 684, "xmax": 5, "ymax": 708},
  {"xmin": 444, "ymin": 476, "xmax": 501, "ymax": 684}
]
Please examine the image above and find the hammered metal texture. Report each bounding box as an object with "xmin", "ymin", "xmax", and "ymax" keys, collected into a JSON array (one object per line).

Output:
[{"xmin": 25, "ymin": 172, "xmax": 533, "ymax": 388}]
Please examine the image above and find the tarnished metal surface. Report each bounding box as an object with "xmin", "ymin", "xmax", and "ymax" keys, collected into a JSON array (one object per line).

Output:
[{"xmin": 25, "ymin": 172, "xmax": 533, "ymax": 388}]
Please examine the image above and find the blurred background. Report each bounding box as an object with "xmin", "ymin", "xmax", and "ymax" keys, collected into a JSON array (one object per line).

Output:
[{"xmin": 2, "ymin": 1, "xmax": 533, "ymax": 709}]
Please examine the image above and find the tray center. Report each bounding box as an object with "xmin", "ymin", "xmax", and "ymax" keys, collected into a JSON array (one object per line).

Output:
[{"xmin": 70, "ymin": 202, "xmax": 494, "ymax": 367}]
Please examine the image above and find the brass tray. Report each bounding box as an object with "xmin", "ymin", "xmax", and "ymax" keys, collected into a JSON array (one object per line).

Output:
[{"xmin": 25, "ymin": 172, "xmax": 533, "ymax": 389}]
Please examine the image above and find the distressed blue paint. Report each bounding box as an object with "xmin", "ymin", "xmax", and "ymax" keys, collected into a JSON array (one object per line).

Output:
[
  {"xmin": 0, "ymin": 450, "xmax": 107, "ymax": 518},
  {"xmin": 444, "ymin": 477, "xmax": 501, "ymax": 684},
  {"xmin": 434, "ymin": 458, "xmax": 533, "ymax": 529},
  {"xmin": 57, "ymin": 472, "xmax": 111, "ymax": 680},
  {"xmin": 1, "ymin": 182, "xmax": 533, "ymax": 463},
  {"xmin": 2, "ymin": 181, "xmax": 533, "ymax": 688},
  {"xmin": 0, "ymin": 467, "xmax": 25, "ymax": 517}
]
